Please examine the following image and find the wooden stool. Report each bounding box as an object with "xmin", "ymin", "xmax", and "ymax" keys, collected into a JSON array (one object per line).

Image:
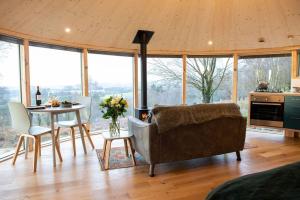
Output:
[{"xmin": 101, "ymin": 130, "xmax": 136, "ymax": 170}]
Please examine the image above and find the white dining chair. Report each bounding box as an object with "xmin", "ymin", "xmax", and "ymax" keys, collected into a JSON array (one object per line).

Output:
[
  {"xmin": 56, "ymin": 96, "xmax": 94, "ymax": 156},
  {"xmin": 8, "ymin": 102, "xmax": 62, "ymax": 172}
]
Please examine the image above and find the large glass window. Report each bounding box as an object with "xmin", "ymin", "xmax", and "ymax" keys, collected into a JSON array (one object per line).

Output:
[
  {"xmin": 88, "ymin": 53, "xmax": 133, "ymax": 131},
  {"xmin": 186, "ymin": 56, "xmax": 233, "ymax": 104},
  {"xmin": 30, "ymin": 45, "xmax": 82, "ymax": 104},
  {"xmin": 146, "ymin": 57, "xmax": 182, "ymax": 106},
  {"xmin": 0, "ymin": 39, "xmax": 22, "ymax": 158},
  {"xmin": 29, "ymin": 45, "xmax": 82, "ymax": 142},
  {"xmin": 237, "ymin": 55, "xmax": 291, "ymax": 116}
]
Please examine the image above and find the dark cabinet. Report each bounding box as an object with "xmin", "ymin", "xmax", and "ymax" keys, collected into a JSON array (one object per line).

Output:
[{"xmin": 284, "ymin": 96, "xmax": 300, "ymax": 130}]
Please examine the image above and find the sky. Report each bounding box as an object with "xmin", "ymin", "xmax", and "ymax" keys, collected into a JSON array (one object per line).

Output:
[
  {"xmin": 88, "ymin": 53, "xmax": 133, "ymax": 87},
  {"xmin": 0, "ymin": 42, "xmax": 20, "ymax": 87},
  {"xmin": 0, "ymin": 43, "xmax": 133, "ymax": 88}
]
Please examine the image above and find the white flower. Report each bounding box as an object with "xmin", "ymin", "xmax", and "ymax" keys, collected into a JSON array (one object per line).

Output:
[
  {"xmin": 114, "ymin": 96, "xmax": 121, "ymax": 103},
  {"xmin": 111, "ymin": 99, "xmax": 117, "ymax": 106}
]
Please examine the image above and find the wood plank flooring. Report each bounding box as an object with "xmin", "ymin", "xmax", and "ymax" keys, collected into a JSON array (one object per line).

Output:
[{"xmin": 1, "ymin": 131, "xmax": 300, "ymax": 200}]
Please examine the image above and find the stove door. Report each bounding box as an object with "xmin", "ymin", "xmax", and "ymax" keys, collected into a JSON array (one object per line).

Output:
[{"xmin": 250, "ymin": 102, "xmax": 284, "ymax": 121}]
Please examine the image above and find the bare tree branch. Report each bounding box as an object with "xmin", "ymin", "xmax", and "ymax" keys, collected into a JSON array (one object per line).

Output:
[{"xmin": 149, "ymin": 57, "xmax": 232, "ymax": 103}]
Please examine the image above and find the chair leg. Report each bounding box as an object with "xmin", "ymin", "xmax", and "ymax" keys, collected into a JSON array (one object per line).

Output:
[
  {"xmin": 33, "ymin": 137, "xmax": 39, "ymax": 172},
  {"xmin": 83, "ymin": 124, "xmax": 95, "ymax": 149},
  {"xmin": 149, "ymin": 164, "xmax": 155, "ymax": 177},
  {"xmin": 25, "ymin": 137, "xmax": 29, "ymax": 159},
  {"xmin": 55, "ymin": 140, "xmax": 63, "ymax": 162},
  {"xmin": 38, "ymin": 136, "xmax": 41, "ymax": 157},
  {"xmin": 55, "ymin": 127, "xmax": 63, "ymax": 162},
  {"xmin": 56, "ymin": 127, "xmax": 61, "ymax": 149},
  {"xmin": 236, "ymin": 151, "xmax": 241, "ymax": 161},
  {"xmin": 12, "ymin": 135, "xmax": 24, "ymax": 165},
  {"xmin": 71, "ymin": 127, "xmax": 76, "ymax": 156}
]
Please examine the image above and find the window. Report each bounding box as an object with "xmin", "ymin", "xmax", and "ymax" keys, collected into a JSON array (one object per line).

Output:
[
  {"xmin": 88, "ymin": 53, "xmax": 133, "ymax": 131},
  {"xmin": 0, "ymin": 39, "xmax": 22, "ymax": 158},
  {"xmin": 237, "ymin": 55, "xmax": 291, "ymax": 117},
  {"xmin": 186, "ymin": 56, "xmax": 233, "ymax": 104},
  {"xmin": 29, "ymin": 45, "xmax": 82, "ymax": 142},
  {"xmin": 30, "ymin": 45, "xmax": 82, "ymax": 104},
  {"xmin": 146, "ymin": 57, "xmax": 182, "ymax": 106}
]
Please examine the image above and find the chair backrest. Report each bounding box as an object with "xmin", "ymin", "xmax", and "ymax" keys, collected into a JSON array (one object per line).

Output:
[
  {"xmin": 8, "ymin": 102, "xmax": 31, "ymax": 134},
  {"xmin": 75, "ymin": 96, "xmax": 92, "ymax": 123}
]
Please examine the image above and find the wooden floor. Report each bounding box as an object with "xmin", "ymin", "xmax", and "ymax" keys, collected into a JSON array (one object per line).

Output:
[{"xmin": 1, "ymin": 131, "xmax": 300, "ymax": 200}]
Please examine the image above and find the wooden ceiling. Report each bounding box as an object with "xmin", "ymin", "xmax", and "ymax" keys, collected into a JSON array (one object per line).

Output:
[{"xmin": 0, "ymin": 0, "xmax": 300, "ymax": 55}]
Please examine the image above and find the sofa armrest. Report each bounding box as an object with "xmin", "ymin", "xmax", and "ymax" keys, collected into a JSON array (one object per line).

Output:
[{"xmin": 128, "ymin": 116, "xmax": 158, "ymax": 164}]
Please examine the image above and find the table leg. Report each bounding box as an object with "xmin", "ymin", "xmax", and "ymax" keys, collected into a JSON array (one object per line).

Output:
[
  {"xmin": 75, "ymin": 110, "xmax": 87, "ymax": 154},
  {"xmin": 124, "ymin": 139, "xmax": 129, "ymax": 157},
  {"xmin": 104, "ymin": 140, "xmax": 112, "ymax": 170},
  {"xmin": 50, "ymin": 113, "xmax": 56, "ymax": 167},
  {"xmin": 127, "ymin": 138, "xmax": 136, "ymax": 166},
  {"xmin": 102, "ymin": 139, "xmax": 107, "ymax": 160}
]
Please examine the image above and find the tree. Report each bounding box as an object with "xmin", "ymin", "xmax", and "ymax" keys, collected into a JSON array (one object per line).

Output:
[
  {"xmin": 149, "ymin": 57, "xmax": 231, "ymax": 103},
  {"xmin": 238, "ymin": 57, "xmax": 291, "ymax": 99}
]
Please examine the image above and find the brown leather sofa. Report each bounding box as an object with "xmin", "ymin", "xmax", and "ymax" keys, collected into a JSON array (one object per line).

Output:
[{"xmin": 128, "ymin": 103, "xmax": 247, "ymax": 176}]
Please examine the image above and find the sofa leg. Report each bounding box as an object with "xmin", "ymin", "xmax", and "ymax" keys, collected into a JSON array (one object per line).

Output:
[
  {"xmin": 236, "ymin": 151, "xmax": 241, "ymax": 161},
  {"xmin": 149, "ymin": 164, "xmax": 155, "ymax": 177}
]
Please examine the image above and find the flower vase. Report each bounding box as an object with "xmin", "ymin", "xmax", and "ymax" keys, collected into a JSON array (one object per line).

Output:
[{"xmin": 109, "ymin": 119, "xmax": 120, "ymax": 136}]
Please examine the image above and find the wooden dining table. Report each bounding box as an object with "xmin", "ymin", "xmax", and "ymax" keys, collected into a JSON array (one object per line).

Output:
[{"xmin": 27, "ymin": 105, "xmax": 87, "ymax": 167}]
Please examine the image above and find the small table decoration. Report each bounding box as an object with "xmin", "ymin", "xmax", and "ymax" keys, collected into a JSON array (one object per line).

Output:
[
  {"xmin": 49, "ymin": 98, "xmax": 60, "ymax": 107},
  {"xmin": 100, "ymin": 95, "xmax": 128, "ymax": 136},
  {"xmin": 61, "ymin": 100, "xmax": 73, "ymax": 108}
]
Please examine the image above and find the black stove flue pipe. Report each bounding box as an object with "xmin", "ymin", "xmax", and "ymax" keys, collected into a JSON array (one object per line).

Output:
[{"xmin": 132, "ymin": 30, "xmax": 154, "ymax": 120}]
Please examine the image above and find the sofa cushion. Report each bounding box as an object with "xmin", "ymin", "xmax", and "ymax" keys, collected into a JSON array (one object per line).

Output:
[{"xmin": 152, "ymin": 103, "xmax": 242, "ymax": 133}]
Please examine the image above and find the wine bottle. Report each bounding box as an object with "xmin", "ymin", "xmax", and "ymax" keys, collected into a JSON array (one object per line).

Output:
[{"xmin": 36, "ymin": 86, "xmax": 42, "ymax": 106}]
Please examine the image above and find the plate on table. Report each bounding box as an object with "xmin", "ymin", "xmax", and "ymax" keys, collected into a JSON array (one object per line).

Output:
[{"xmin": 27, "ymin": 105, "xmax": 46, "ymax": 110}]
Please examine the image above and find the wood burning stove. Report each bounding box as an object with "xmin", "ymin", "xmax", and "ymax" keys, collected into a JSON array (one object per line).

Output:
[{"xmin": 132, "ymin": 30, "xmax": 154, "ymax": 121}]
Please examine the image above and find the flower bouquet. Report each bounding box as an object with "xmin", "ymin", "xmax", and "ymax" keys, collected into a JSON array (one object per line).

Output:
[{"xmin": 99, "ymin": 96, "xmax": 128, "ymax": 135}]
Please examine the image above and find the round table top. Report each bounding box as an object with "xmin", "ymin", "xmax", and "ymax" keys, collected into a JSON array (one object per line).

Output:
[
  {"xmin": 102, "ymin": 130, "xmax": 133, "ymax": 140},
  {"xmin": 27, "ymin": 105, "xmax": 85, "ymax": 113}
]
